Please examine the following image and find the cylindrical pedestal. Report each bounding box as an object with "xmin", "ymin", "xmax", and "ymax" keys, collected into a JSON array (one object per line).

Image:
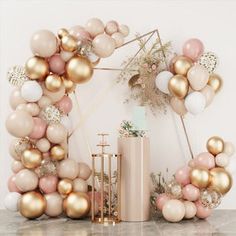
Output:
[{"xmin": 118, "ymin": 137, "xmax": 150, "ymax": 221}]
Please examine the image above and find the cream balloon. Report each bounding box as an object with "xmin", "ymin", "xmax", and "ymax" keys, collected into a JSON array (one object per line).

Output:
[
  {"xmin": 60, "ymin": 116, "xmax": 73, "ymax": 133},
  {"xmin": 26, "ymin": 103, "xmax": 40, "ymax": 116},
  {"xmin": 223, "ymin": 142, "xmax": 235, "ymax": 157},
  {"xmin": 105, "ymin": 21, "xmax": 118, "ymax": 35},
  {"xmin": 162, "ymin": 199, "xmax": 185, "ymax": 222},
  {"xmin": 201, "ymin": 85, "xmax": 215, "ymax": 107},
  {"xmin": 46, "ymin": 123, "xmax": 67, "ymax": 144},
  {"xmin": 85, "ymin": 18, "xmax": 104, "ymax": 37},
  {"xmin": 111, "ymin": 32, "xmax": 124, "ymax": 48},
  {"xmin": 170, "ymin": 97, "xmax": 187, "ymax": 116},
  {"xmin": 184, "ymin": 92, "xmax": 206, "ymax": 115},
  {"xmin": 21, "ymin": 81, "xmax": 43, "ymax": 102},
  {"xmin": 155, "ymin": 71, "xmax": 173, "ymax": 94},
  {"xmin": 9, "ymin": 88, "xmax": 26, "ymax": 109},
  {"xmin": 36, "ymin": 138, "xmax": 51, "ymax": 153},
  {"xmin": 15, "ymin": 169, "xmax": 38, "ymax": 192},
  {"xmin": 43, "ymin": 84, "xmax": 65, "ymax": 103},
  {"xmin": 6, "ymin": 111, "xmax": 34, "ymax": 138},
  {"xmin": 38, "ymin": 95, "xmax": 52, "ymax": 109},
  {"xmin": 78, "ymin": 162, "xmax": 92, "ymax": 180},
  {"xmin": 92, "ymin": 34, "xmax": 116, "ymax": 58},
  {"xmin": 30, "ymin": 30, "xmax": 57, "ymax": 58},
  {"xmin": 60, "ymin": 50, "xmax": 74, "ymax": 62},
  {"xmin": 215, "ymin": 153, "xmax": 230, "ymax": 167},
  {"xmin": 4, "ymin": 192, "xmax": 21, "ymax": 212},
  {"xmin": 118, "ymin": 24, "xmax": 129, "ymax": 37},
  {"xmin": 9, "ymin": 139, "xmax": 20, "ymax": 160},
  {"xmin": 187, "ymin": 64, "xmax": 209, "ymax": 91},
  {"xmin": 184, "ymin": 201, "xmax": 197, "ymax": 219},
  {"xmin": 58, "ymin": 159, "xmax": 79, "ymax": 180},
  {"xmin": 45, "ymin": 192, "xmax": 63, "ymax": 217},
  {"xmin": 11, "ymin": 160, "xmax": 24, "ymax": 173},
  {"xmin": 73, "ymin": 178, "xmax": 88, "ymax": 193}
]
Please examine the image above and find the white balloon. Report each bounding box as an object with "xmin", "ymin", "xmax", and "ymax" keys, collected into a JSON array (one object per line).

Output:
[
  {"xmin": 155, "ymin": 71, "xmax": 173, "ymax": 94},
  {"xmin": 184, "ymin": 92, "xmax": 206, "ymax": 115},
  {"xmin": 60, "ymin": 116, "xmax": 72, "ymax": 134},
  {"xmin": 215, "ymin": 153, "xmax": 230, "ymax": 167},
  {"xmin": 4, "ymin": 192, "xmax": 21, "ymax": 212},
  {"xmin": 223, "ymin": 142, "xmax": 235, "ymax": 157},
  {"xmin": 21, "ymin": 81, "xmax": 43, "ymax": 102}
]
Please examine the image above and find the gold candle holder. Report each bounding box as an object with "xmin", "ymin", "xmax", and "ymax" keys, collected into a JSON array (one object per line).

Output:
[{"xmin": 91, "ymin": 133, "xmax": 121, "ymax": 224}]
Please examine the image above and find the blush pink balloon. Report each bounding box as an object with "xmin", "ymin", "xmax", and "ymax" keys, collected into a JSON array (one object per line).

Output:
[
  {"xmin": 49, "ymin": 54, "xmax": 65, "ymax": 75},
  {"xmin": 69, "ymin": 25, "xmax": 91, "ymax": 41},
  {"xmin": 55, "ymin": 95, "xmax": 72, "ymax": 114},
  {"xmin": 194, "ymin": 152, "xmax": 215, "ymax": 169},
  {"xmin": 182, "ymin": 184, "xmax": 200, "ymax": 201},
  {"xmin": 195, "ymin": 201, "xmax": 212, "ymax": 219},
  {"xmin": 175, "ymin": 166, "xmax": 191, "ymax": 186},
  {"xmin": 39, "ymin": 175, "xmax": 58, "ymax": 194},
  {"xmin": 183, "ymin": 38, "xmax": 204, "ymax": 61},
  {"xmin": 29, "ymin": 117, "xmax": 47, "ymax": 139},
  {"xmin": 8, "ymin": 175, "xmax": 21, "ymax": 193},
  {"xmin": 188, "ymin": 160, "xmax": 196, "ymax": 168},
  {"xmin": 156, "ymin": 193, "xmax": 171, "ymax": 210}
]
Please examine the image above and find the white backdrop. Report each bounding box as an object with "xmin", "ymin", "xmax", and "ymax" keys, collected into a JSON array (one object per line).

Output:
[{"xmin": 1, "ymin": 0, "xmax": 236, "ymax": 209}]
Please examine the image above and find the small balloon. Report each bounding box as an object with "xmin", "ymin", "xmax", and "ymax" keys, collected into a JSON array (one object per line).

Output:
[
  {"xmin": 78, "ymin": 162, "xmax": 92, "ymax": 180},
  {"xmin": 58, "ymin": 159, "xmax": 79, "ymax": 180},
  {"xmin": 105, "ymin": 21, "xmax": 118, "ymax": 35},
  {"xmin": 118, "ymin": 24, "xmax": 129, "ymax": 37},
  {"xmin": 57, "ymin": 28, "xmax": 69, "ymax": 39},
  {"xmin": 50, "ymin": 145, "xmax": 66, "ymax": 161},
  {"xmin": 55, "ymin": 95, "xmax": 72, "ymax": 114},
  {"xmin": 29, "ymin": 117, "xmax": 47, "ymax": 139},
  {"xmin": 39, "ymin": 175, "xmax": 58, "ymax": 194},
  {"xmin": 46, "ymin": 123, "xmax": 67, "ymax": 144},
  {"xmin": 215, "ymin": 153, "xmax": 230, "ymax": 167},
  {"xmin": 207, "ymin": 136, "xmax": 224, "ymax": 156},
  {"xmin": 111, "ymin": 32, "xmax": 124, "ymax": 48},
  {"xmin": 184, "ymin": 201, "xmax": 197, "ymax": 219},
  {"xmin": 21, "ymin": 148, "xmax": 42, "ymax": 169},
  {"xmin": 73, "ymin": 178, "xmax": 88, "ymax": 193},
  {"xmin": 45, "ymin": 74, "xmax": 62, "ymax": 92},
  {"xmin": 69, "ymin": 25, "xmax": 91, "ymax": 41},
  {"xmin": 182, "ymin": 184, "xmax": 200, "ymax": 201},
  {"xmin": 45, "ymin": 192, "xmax": 63, "ymax": 217},
  {"xmin": 49, "ymin": 54, "xmax": 65, "ymax": 75},
  {"xmin": 207, "ymin": 73, "xmax": 222, "ymax": 93},
  {"xmin": 57, "ymin": 179, "xmax": 73, "ymax": 195},
  {"xmin": 175, "ymin": 166, "xmax": 191, "ymax": 185},
  {"xmin": 61, "ymin": 35, "xmax": 77, "ymax": 52},
  {"xmin": 36, "ymin": 138, "xmax": 51, "ymax": 153}
]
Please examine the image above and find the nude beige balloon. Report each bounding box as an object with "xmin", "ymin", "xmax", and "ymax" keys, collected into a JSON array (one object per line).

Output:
[
  {"xmin": 223, "ymin": 142, "xmax": 235, "ymax": 157},
  {"xmin": 92, "ymin": 34, "xmax": 116, "ymax": 58},
  {"xmin": 9, "ymin": 139, "xmax": 20, "ymax": 160},
  {"xmin": 26, "ymin": 103, "xmax": 40, "ymax": 116},
  {"xmin": 73, "ymin": 178, "xmax": 88, "ymax": 193},
  {"xmin": 11, "ymin": 160, "xmax": 24, "ymax": 173},
  {"xmin": 201, "ymin": 85, "xmax": 215, "ymax": 107},
  {"xmin": 170, "ymin": 97, "xmax": 187, "ymax": 116},
  {"xmin": 58, "ymin": 159, "xmax": 79, "ymax": 180},
  {"xmin": 9, "ymin": 88, "xmax": 26, "ymax": 109},
  {"xmin": 43, "ymin": 84, "xmax": 65, "ymax": 103},
  {"xmin": 184, "ymin": 201, "xmax": 197, "ymax": 219},
  {"xmin": 45, "ymin": 192, "xmax": 63, "ymax": 217},
  {"xmin": 78, "ymin": 162, "xmax": 92, "ymax": 180},
  {"xmin": 38, "ymin": 96, "xmax": 52, "ymax": 109},
  {"xmin": 46, "ymin": 123, "xmax": 67, "ymax": 144},
  {"xmin": 6, "ymin": 111, "xmax": 34, "ymax": 138},
  {"xmin": 15, "ymin": 169, "xmax": 39, "ymax": 192},
  {"xmin": 111, "ymin": 32, "xmax": 124, "ymax": 48},
  {"xmin": 85, "ymin": 18, "xmax": 104, "ymax": 37},
  {"xmin": 36, "ymin": 138, "xmax": 51, "ymax": 153},
  {"xmin": 118, "ymin": 24, "xmax": 129, "ymax": 37}
]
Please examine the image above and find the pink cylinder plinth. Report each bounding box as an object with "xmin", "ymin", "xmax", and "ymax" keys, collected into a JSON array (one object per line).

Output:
[{"xmin": 118, "ymin": 137, "xmax": 150, "ymax": 221}]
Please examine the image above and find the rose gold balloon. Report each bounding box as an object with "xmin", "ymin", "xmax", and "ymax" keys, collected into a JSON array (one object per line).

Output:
[
  {"xmin": 46, "ymin": 123, "xmax": 67, "ymax": 144},
  {"xmin": 112, "ymin": 32, "xmax": 124, "ymax": 48},
  {"xmin": 170, "ymin": 97, "xmax": 187, "ymax": 116},
  {"xmin": 11, "ymin": 160, "xmax": 24, "ymax": 173},
  {"xmin": 50, "ymin": 145, "xmax": 66, "ymax": 161},
  {"xmin": 26, "ymin": 103, "xmax": 40, "ymax": 116},
  {"xmin": 43, "ymin": 84, "xmax": 65, "ymax": 103},
  {"xmin": 36, "ymin": 138, "xmax": 51, "ymax": 153},
  {"xmin": 45, "ymin": 74, "xmax": 62, "ymax": 92},
  {"xmin": 63, "ymin": 192, "xmax": 90, "ymax": 219},
  {"xmin": 201, "ymin": 85, "xmax": 215, "ymax": 107},
  {"xmin": 78, "ymin": 162, "xmax": 91, "ymax": 180},
  {"xmin": 45, "ymin": 192, "xmax": 63, "ymax": 217},
  {"xmin": 73, "ymin": 178, "xmax": 88, "ymax": 193},
  {"xmin": 8, "ymin": 175, "xmax": 22, "ymax": 193},
  {"xmin": 30, "ymin": 30, "xmax": 57, "ymax": 58},
  {"xmin": 21, "ymin": 148, "xmax": 42, "ymax": 169},
  {"xmin": 19, "ymin": 191, "xmax": 46, "ymax": 219},
  {"xmin": 85, "ymin": 18, "xmax": 104, "ymax": 37},
  {"xmin": 207, "ymin": 136, "xmax": 224, "ymax": 156},
  {"xmin": 168, "ymin": 75, "xmax": 189, "ymax": 99},
  {"xmin": 9, "ymin": 88, "xmax": 26, "ymax": 109},
  {"xmin": 6, "ymin": 111, "xmax": 34, "ymax": 138},
  {"xmin": 66, "ymin": 56, "xmax": 93, "ymax": 84},
  {"xmin": 92, "ymin": 34, "xmax": 116, "ymax": 58},
  {"xmin": 207, "ymin": 73, "xmax": 222, "ymax": 93},
  {"xmin": 38, "ymin": 95, "xmax": 52, "ymax": 109},
  {"xmin": 58, "ymin": 159, "xmax": 79, "ymax": 180},
  {"xmin": 15, "ymin": 169, "xmax": 39, "ymax": 192},
  {"xmin": 39, "ymin": 175, "xmax": 58, "ymax": 194},
  {"xmin": 173, "ymin": 56, "xmax": 193, "ymax": 76},
  {"xmin": 25, "ymin": 56, "xmax": 49, "ymax": 80},
  {"xmin": 57, "ymin": 179, "xmax": 73, "ymax": 195}
]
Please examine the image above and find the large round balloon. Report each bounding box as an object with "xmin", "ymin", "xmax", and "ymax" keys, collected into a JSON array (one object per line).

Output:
[
  {"xmin": 184, "ymin": 92, "xmax": 206, "ymax": 115},
  {"xmin": 155, "ymin": 71, "xmax": 173, "ymax": 94}
]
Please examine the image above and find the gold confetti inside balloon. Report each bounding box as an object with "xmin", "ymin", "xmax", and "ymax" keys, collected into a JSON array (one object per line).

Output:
[
  {"xmin": 63, "ymin": 192, "xmax": 90, "ymax": 219},
  {"xmin": 190, "ymin": 168, "xmax": 210, "ymax": 188},
  {"xmin": 58, "ymin": 179, "xmax": 73, "ymax": 195},
  {"xmin": 198, "ymin": 52, "xmax": 218, "ymax": 74},
  {"xmin": 66, "ymin": 56, "xmax": 93, "ymax": 84},
  {"xmin": 37, "ymin": 159, "xmax": 57, "ymax": 177},
  {"xmin": 200, "ymin": 188, "xmax": 222, "ymax": 209},
  {"xmin": 21, "ymin": 148, "xmax": 42, "ymax": 169},
  {"xmin": 207, "ymin": 74, "xmax": 222, "ymax": 93},
  {"xmin": 207, "ymin": 136, "xmax": 224, "ymax": 156},
  {"xmin": 19, "ymin": 191, "xmax": 46, "ymax": 219},
  {"xmin": 209, "ymin": 168, "xmax": 232, "ymax": 195},
  {"xmin": 7, "ymin": 66, "xmax": 29, "ymax": 87},
  {"xmin": 173, "ymin": 56, "xmax": 193, "ymax": 76},
  {"xmin": 50, "ymin": 145, "xmax": 66, "ymax": 161},
  {"xmin": 41, "ymin": 105, "xmax": 62, "ymax": 124},
  {"xmin": 14, "ymin": 138, "xmax": 31, "ymax": 157},
  {"xmin": 165, "ymin": 179, "xmax": 183, "ymax": 199},
  {"xmin": 168, "ymin": 75, "xmax": 189, "ymax": 99}
]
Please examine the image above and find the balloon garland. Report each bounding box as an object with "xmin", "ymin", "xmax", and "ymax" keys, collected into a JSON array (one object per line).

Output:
[
  {"xmin": 155, "ymin": 38, "xmax": 222, "ymax": 116},
  {"xmin": 156, "ymin": 136, "xmax": 234, "ymax": 222},
  {"xmin": 4, "ymin": 18, "xmax": 129, "ymax": 219}
]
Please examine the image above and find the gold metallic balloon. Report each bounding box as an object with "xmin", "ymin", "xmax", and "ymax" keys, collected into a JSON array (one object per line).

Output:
[
  {"xmin": 62, "ymin": 76, "xmax": 76, "ymax": 93},
  {"xmin": 61, "ymin": 35, "xmax": 77, "ymax": 52},
  {"xmin": 58, "ymin": 179, "xmax": 73, "ymax": 195},
  {"xmin": 209, "ymin": 168, "xmax": 232, "ymax": 195},
  {"xmin": 21, "ymin": 148, "xmax": 42, "ymax": 169},
  {"xmin": 19, "ymin": 191, "xmax": 46, "ymax": 219},
  {"xmin": 45, "ymin": 74, "xmax": 62, "ymax": 92},
  {"xmin": 168, "ymin": 75, "xmax": 189, "ymax": 99},
  {"xmin": 190, "ymin": 168, "xmax": 210, "ymax": 188},
  {"xmin": 50, "ymin": 145, "xmax": 66, "ymax": 161},
  {"xmin": 63, "ymin": 192, "xmax": 90, "ymax": 219},
  {"xmin": 207, "ymin": 136, "xmax": 224, "ymax": 156},
  {"xmin": 25, "ymin": 56, "xmax": 49, "ymax": 80},
  {"xmin": 66, "ymin": 56, "xmax": 93, "ymax": 84},
  {"xmin": 57, "ymin": 28, "xmax": 69, "ymax": 39},
  {"xmin": 207, "ymin": 73, "xmax": 222, "ymax": 93},
  {"xmin": 173, "ymin": 56, "xmax": 193, "ymax": 76}
]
